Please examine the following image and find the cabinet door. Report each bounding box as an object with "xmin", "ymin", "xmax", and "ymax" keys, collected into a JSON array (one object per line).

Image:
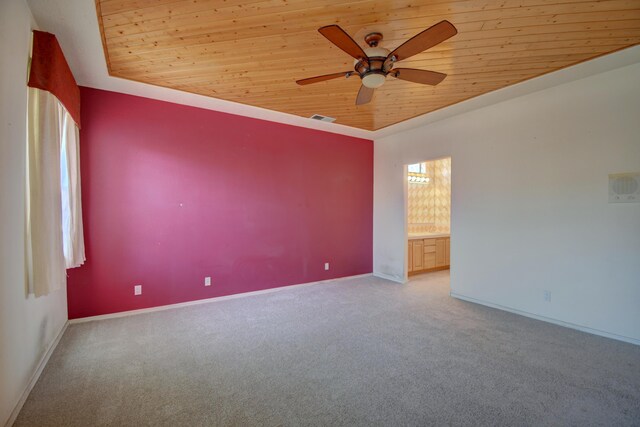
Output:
[
  {"xmin": 445, "ymin": 238, "xmax": 450, "ymax": 266},
  {"xmin": 412, "ymin": 240, "xmax": 424, "ymax": 270},
  {"xmin": 423, "ymin": 252, "xmax": 436, "ymax": 269},
  {"xmin": 435, "ymin": 238, "xmax": 446, "ymax": 267},
  {"xmin": 408, "ymin": 242, "xmax": 413, "ymax": 272}
]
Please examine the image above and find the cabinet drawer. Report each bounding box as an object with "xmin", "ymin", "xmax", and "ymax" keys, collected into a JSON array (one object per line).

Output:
[
  {"xmin": 423, "ymin": 253, "xmax": 436, "ymax": 269},
  {"xmin": 424, "ymin": 245, "xmax": 436, "ymax": 253},
  {"xmin": 423, "ymin": 238, "xmax": 436, "ymax": 246}
]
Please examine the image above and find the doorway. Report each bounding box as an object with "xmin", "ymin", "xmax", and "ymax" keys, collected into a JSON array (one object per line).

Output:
[{"xmin": 405, "ymin": 157, "xmax": 451, "ymax": 281}]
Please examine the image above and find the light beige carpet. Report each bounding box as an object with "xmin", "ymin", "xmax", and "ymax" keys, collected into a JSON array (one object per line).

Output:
[{"xmin": 15, "ymin": 271, "xmax": 640, "ymax": 426}]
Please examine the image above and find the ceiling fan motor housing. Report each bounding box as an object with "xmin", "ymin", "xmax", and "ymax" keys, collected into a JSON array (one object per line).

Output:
[{"xmin": 355, "ymin": 46, "xmax": 392, "ymax": 88}]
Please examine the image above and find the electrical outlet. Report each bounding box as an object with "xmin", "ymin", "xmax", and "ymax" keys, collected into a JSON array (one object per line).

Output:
[
  {"xmin": 324, "ymin": 262, "xmax": 330, "ymax": 271},
  {"xmin": 134, "ymin": 285, "xmax": 142, "ymax": 296},
  {"xmin": 204, "ymin": 276, "xmax": 211, "ymax": 286},
  {"xmin": 543, "ymin": 290, "xmax": 551, "ymax": 302}
]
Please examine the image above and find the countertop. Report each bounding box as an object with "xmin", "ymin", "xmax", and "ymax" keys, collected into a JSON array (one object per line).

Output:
[{"xmin": 408, "ymin": 232, "xmax": 450, "ymax": 240}]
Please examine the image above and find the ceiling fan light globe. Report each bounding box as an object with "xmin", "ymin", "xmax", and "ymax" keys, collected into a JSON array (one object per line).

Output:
[
  {"xmin": 364, "ymin": 46, "xmax": 390, "ymax": 58},
  {"xmin": 362, "ymin": 72, "xmax": 386, "ymax": 88}
]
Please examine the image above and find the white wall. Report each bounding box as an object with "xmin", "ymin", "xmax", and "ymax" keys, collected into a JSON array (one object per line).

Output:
[
  {"xmin": 374, "ymin": 58, "xmax": 640, "ymax": 344},
  {"xmin": 0, "ymin": 0, "xmax": 68, "ymax": 424}
]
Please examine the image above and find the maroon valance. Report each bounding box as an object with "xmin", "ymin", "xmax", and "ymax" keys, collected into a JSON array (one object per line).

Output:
[{"xmin": 28, "ymin": 30, "xmax": 81, "ymax": 127}]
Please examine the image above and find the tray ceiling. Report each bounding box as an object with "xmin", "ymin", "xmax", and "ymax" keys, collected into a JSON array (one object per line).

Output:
[{"xmin": 97, "ymin": 0, "xmax": 640, "ymax": 131}]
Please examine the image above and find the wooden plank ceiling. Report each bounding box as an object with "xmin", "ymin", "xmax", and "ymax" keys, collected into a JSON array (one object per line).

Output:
[{"xmin": 97, "ymin": 0, "xmax": 640, "ymax": 131}]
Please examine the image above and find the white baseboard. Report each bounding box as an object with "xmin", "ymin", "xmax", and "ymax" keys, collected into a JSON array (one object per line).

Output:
[
  {"xmin": 5, "ymin": 321, "xmax": 68, "ymax": 427},
  {"xmin": 70, "ymin": 273, "xmax": 373, "ymax": 324},
  {"xmin": 450, "ymin": 292, "xmax": 640, "ymax": 346},
  {"xmin": 373, "ymin": 271, "xmax": 406, "ymax": 284}
]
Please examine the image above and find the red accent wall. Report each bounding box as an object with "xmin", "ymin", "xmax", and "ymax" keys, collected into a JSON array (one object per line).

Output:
[{"xmin": 67, "ymin": 87, "xmax": 373, "ymax": 319}]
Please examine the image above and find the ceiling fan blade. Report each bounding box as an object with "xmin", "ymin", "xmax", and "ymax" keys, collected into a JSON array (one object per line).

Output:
[
  {"xmin": 318, "ymin": 25, "xmax": 368, "ymax": 61},
  {"xmin": 391, "ymin": 68, "xmax": 447, "ymax": 86},
  {"xmin": 388, "ymin": 20, "xmax": 457, "ymax": 62},
  {"xmin": 356, "ymin": 85, "xmax": 374, "ymax": 105},
  {"xmin": 296, "ymin": 71, "xmax": 352, "ymax": 85}
]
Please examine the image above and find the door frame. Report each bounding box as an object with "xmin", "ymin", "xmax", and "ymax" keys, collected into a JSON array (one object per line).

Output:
[{"xmin": 403, "ymin": 156, "xmax": 452, "ymax": 283}]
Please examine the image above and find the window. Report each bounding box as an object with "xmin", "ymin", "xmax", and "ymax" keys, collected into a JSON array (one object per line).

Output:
[
  {"xmin": 408, "ymin": 162, "xmax": 429, "ymax": 184},
  {"xmin": 408, "ymin": 163, "xmax": 426, "ymax": 174},
  {"xmin": 26, "ymin": 30, "xmax": 85, "ymax": 297}
]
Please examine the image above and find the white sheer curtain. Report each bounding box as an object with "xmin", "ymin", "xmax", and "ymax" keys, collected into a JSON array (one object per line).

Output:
[
  {"xmin": 26, "ymin": 87, "xmax": 85, "ymax": 297},
  {"xmin": 60, "ymin": 106, "xmax": 85, "ymax": 268}
]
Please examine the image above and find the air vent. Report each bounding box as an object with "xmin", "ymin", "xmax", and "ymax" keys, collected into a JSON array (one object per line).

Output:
[{"xmin": 309, "ymin": 114, "xmax": 336, "ymax": 123}]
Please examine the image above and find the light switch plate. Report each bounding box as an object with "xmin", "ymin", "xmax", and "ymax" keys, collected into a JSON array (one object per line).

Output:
[
  {"xmin": 134, "ymin": 285, "xmax": 142, "ymax": 295},
  {"xmin": 609, "ymin": 173, "xmax": 639, "ymax": 203}
]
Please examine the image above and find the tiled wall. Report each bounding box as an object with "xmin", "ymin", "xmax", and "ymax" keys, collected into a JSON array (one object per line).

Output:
[{"xmin": 408, "ymin": 157, "xmax": 451, "ymax": 234}]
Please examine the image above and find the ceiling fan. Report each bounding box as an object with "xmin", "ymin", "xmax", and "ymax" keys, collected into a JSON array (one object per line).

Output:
[{"xmin": 296, "ymin": 20, "xmax": 457, "ymax": 105}]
